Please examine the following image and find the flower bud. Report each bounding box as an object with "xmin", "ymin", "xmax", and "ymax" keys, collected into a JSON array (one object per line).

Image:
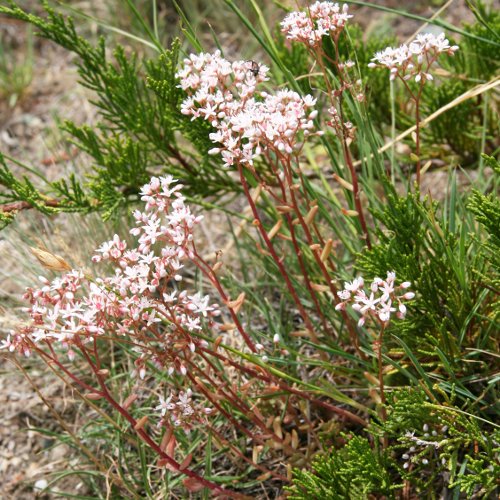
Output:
[
  {"xmin": 30, "ymin": 247, "xmax": 72, "ymax": 272},
  {"xmin": 86, "ymin": 392, "xmax": 103, "ymax": 400}
]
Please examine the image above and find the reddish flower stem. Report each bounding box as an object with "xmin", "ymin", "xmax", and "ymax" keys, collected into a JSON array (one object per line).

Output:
[
  {"xmin": 200, "ymin": 346, "xmax": 367, "ymax": 428},
  {"xmin": 238, "ymin": 164, "xmax": 317, "ymax": 337},
  {"xmin": 185, "ymin": 369, "xmax": 276, "ymax": 451},
  {"xmin": 376, "ymin": 322, "xmax": 388, "ymax": 449},
  {"xmin": 57, "ymin": 339, "xmax": 241, "ymax": 498},
  {"xmin": 39, "ymin": 344, "xmax": 96, "ymax": 392},
  {"xmin": 414, "ymin": 88, "xmax": 423, "ymax": 188},
  {"xmin": 266, "ymin": 156, "xmax": 330, "ymax": 335},
  {"xmin": 187, "ymin": 356, "xmax": 286, "ymax": 447},
  {"xmin": 280, "ymin": 155, "xmax": 362, "ymax": 352},
  {"xmin": 312, "ymin": 40, "xmax": 372, "ymax": 249},
  {"xmin": 250, "ymin": 155, "xmax": 330, "ymax": 337},
  {"xmin": 191, "ymin": 247, "xmax": 257, "ymax": 353},
  {"xmin": 207, "ymin": 423, "xmax": 289, "ymax": 482},
  {"xmin": 376, "ymin": 323, "xmax": 387, "ymax": 419}
]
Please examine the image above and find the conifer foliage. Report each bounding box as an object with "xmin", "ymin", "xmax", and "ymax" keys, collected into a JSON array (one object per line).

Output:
[{"xmin": 0, "ymin": 1, "xmax": 238, "ymax": 227}]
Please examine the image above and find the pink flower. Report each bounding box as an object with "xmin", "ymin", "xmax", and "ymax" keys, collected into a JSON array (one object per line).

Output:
[
  {"xmin": 281, "ymin": 2, "xmax": 352, "ymax": 47},
  {"xmin": 157, "ymin": 389, "xmax": 212, "ymax": 432},
  {"xmin": 345, "ymin": 277, "xmax": 364, "ymax": 292},
  {"xmin": 156, "ymin": 394, "xmax": 176, "ymax": 417}
]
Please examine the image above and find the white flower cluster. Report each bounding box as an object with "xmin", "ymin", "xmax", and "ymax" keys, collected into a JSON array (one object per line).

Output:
[
  {"xmin": 335, "ymin": 271, "xmax": 414, "ymax": 326},
  {"xmin": 156, "ymin": 389, "xmax": 212, "ymax": 432},
  {"xmin": 281, "ymin": 2, "xmax": 352, "ymax": 47},
  {"xmin": 368, "ymin": 33, "xmax": 459, "ymax": 82},
  {"xmin": 2, "ymin": 176, "xmax": 220, "ymax": 383},
  {"xmin": 177, "ymin": 51, "xmax": 320, "ymax": 167}
]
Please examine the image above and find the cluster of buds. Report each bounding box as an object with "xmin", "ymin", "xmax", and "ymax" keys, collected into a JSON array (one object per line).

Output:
[
  {"xmin": 368, "ymin": 32, "xmax": 459, "ymax": 83},
  {"xmin": 281, "ymin": 2, "xmax": 352, "ymax": 47},
  {"xmin": 177, "ymin": 51, "xmax": 321, "ymax": 167},
  {"xmin": 2, "ymin": 176, "xmax": 221, "ymax": 385},
  {"xmin": 330, "ymin": 61, "xmax": 365, "ymax": 104},
  {"xmin": 254, "ymin": 333, "xmax": 284, "ymax": 363},
  {"xmin": 327, "ymin": 105, "xmax": 356, "ymax": 141},
  {"xmin": 401, "ymin": 423, "xmax": 450, "ymax": 469},
  {"xmin": 335, "ymin": 272, "xmax": 414, "ymax": 326}
]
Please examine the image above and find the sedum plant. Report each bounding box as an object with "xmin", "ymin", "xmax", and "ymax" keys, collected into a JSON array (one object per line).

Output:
[{"xmin": 0, "ymin": 0, "xmax": 498, "ymax": 498}]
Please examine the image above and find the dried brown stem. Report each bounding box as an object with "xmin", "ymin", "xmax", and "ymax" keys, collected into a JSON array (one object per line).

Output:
[{"xmin": 1, "ymin": 198, "xmax": 61, "ymax": 213}]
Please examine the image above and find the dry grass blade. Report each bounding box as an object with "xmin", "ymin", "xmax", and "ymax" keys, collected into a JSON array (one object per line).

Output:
[
  {"xmin": 405, "ymin": 0, "xmax": 456, "ymax": 43},
  {"xmin": 353, "ymin": 77, "xmax": 500, "ymax": 167}
]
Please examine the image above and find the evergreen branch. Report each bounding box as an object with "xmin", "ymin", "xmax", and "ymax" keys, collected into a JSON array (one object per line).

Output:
[{"xmin": 0, "ymin": 2, "xmax": 239, "ymax": 226}]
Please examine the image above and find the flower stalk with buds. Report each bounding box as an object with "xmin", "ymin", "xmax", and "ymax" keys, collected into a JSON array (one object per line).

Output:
[
  {"xmin": 369, "ymin": 33, "xmax": 459, "ymax": 186},
  {"xmin": 282, "ymin": 2, "xmax": 372, "ymax": 249}
]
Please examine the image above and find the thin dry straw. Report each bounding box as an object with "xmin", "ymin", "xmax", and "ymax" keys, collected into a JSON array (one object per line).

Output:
[
  {"xmin": 405, "ymin": 0, "xmax": 456, "ymax": 43},
  {"xmin": 352, "ymin": 77, "xmax": 500, "ymax": 168}
]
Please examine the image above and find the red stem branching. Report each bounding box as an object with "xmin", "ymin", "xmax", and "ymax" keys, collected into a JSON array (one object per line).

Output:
[
  {"xmin": 36, "ymin": 338, "xmax": 241, "ymax": 498},
  {"xmin": 238, "ymin": 164, "xmax": 318, "ymax": 338}
]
